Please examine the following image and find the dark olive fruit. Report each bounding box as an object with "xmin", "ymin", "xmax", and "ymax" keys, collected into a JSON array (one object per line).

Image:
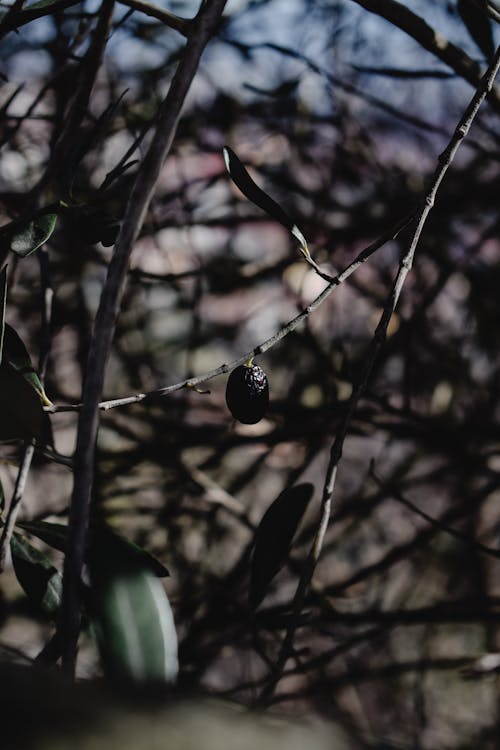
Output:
[{"xmin": 226, "ymin": 364, "xmax": 269, "ymax": 424}]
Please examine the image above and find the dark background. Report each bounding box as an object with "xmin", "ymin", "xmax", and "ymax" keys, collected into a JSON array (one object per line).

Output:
[{"xmin": 1, "ymin": 1, "xmax": 500, "ymax": 747}]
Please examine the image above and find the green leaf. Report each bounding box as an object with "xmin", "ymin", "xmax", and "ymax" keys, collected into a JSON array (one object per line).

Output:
[
  {"xmin": 250, "ymin": 483, "xmax": 314, "ymax": 608},
  {"xmin": 10, "ymin": 532, "xmax": 62, "ymax": 616},
  {"xmin": 89, "ymin": 526, "xmax": 177, "ymax": 684},
  {"xmin": 0, "ymin": 315, "xmax": 53, "ymax": 444},
  {"xmin": 223, "ymin": 146, "xmax": 309, "ymax": 256},
  {"xmin": 18, "ymin": 522, "xmax": 170, "ymax": 577},
  {"xmin": 0, "ymin": 211, "xmax": 58, "ymax": 259},
  {"xmin": 17, "ymin": 521, "xmax": 169, "ymax": 576},
  {"xmin": 16, "ymin": 520, "xmax": 68, "ymax": 553},
  {"xmin": 92, "ymin": 526, "xmax": 169, "ymax": 577},
  {"xmin": 0, "ymin": 362, "xmax": 50, "ymax": 443},
  {"xmin": 113, "ymin": 533, "xmax": 169, "ymax": 578},
  {"xmin": 0, "ymin": 265, "xmax": 7, "ymax": 365},
  {"xmin": 2, "ymin": 324, "xmax": 52, "ymax": 406}
]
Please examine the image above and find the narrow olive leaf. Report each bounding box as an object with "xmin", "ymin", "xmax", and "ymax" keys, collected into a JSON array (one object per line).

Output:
[
  {"xmin": 10, "ymin": 532, "xmax": 62, "ymax": 617},
  {"xmin": 16, "ymin": 521, "xmax": 169, "ymax": 576},
  {"xmin": 3, "ymin": 324, "xmax": 52, "ymax": 406},
  {"xmin": 223, "ymin": 146, "xmax": 309, "ymax": 256},
  {"xmin": 0, "ymin": 265, "xmax": 7, "ymax": 364},
  {"xmin": 117, "ymin": 536, "xmax": 170, "ymax": 578},
  {"xmin": 16, "ymin": 520, "xmax": 68, "ymax": 553},
  {"xmin": 91, "ymin": 570, "xmax": 178, "ymax": 684},
  {"xmin": 0, "ymin": 362, "xmax": 49, "ymax": 442},
  {"xmin": 88, "ymin": 527, "xmax": 177, "ymax": 684},
  {"xmin": 7, "ymin": 212, "xmax": 58, "ymax": 258},
  {"xmin": 250, "ymin": 483, "xmax": 314, "ymax": 608},
  {"xmin": 91, "ymin": 525, "xmax": 170, "ymax": 577}
]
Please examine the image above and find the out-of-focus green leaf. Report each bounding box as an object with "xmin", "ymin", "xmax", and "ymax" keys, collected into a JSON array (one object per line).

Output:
[
  {"xmin": 10, "ymin": 532, "xmax": 62, "ymax": 616},
  {"xmin": 2, "ymin": 324, "xmax": 52, "ymax": 406},
  {"xmin": 88, "ymin": 525, "xmax": 177, "ymax": 684},
  {"xmin": 223, "ymin": 146, "xmax": 309, "ymax": 255},
  {"xmin": 2, "ymin": 212, "xmax": 58, "ymax": 258},
  {"xmin": 0, "ymin": 265, "xmax": 7, "ymax": 364},
  {"xmin": 250, "ymin": 483, "xmax": 314, "ymax": 608},
  {"xmin": 16, "ymin": 520, "xmax": 68, "ymax": 553}
]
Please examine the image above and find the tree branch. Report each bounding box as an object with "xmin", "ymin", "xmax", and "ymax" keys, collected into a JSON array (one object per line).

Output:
[
  {"xmin": 256, "ymin": 43, "xmax": 500, "ymax": 706},
  {"xmin": 0, "ymin": 0, "xmax": 189, "ymax": 39},
  {"xmin": 350, "ymin": 0, "xmax": 500, "ymax": 111},
  {"xmin": 46, "ymin": 209, "xmax": 415, "ymax": 413},
  {"xmin": 59, "ymin": 0, "xmax": 228, "ymax": 679}
]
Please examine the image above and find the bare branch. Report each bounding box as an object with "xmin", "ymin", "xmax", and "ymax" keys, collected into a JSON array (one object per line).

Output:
[
  {"xmin": 350, "ymin": 0, "xmax": 500, "ymax": 111},
  {"xmin": 117, "ymin": 0, "xmax": 190, "ymax": 36},
  {"xmin": 0, "ymin": 443, "xmax": 35, "ymax": 572},
  {"xmin": 46, "ymin": 209, "xmax": 415, "ymax": 413},
  {"xmin": 59, "ymin": 0, "xmax": 228, "ymax": 678},
  {"xmin": 0, "ymin": 0, "xmax": 189, "ymax": 39}
]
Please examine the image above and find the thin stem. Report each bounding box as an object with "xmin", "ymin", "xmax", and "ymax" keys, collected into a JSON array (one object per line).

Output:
[
  {"xmin": 256, "ymin": 44, "xmax": 500, "ymax": 706},
  {"xmin": 0, "ymin": 226, "xmax": 56, "ymax": 572},
  {"xmin": 118, "ymin": 0, "xmax": 190, "ymax": 35},
  {"xmin": 41, "ymin": 0, "xmax": 116, "ymax": 191},
  {"xmin": 0, "ymin": 443, "xmax": 35, "ymax": 572},
  {"xmin": 47, "ymin": 209, "xmax": 415, "ymax": 414}
]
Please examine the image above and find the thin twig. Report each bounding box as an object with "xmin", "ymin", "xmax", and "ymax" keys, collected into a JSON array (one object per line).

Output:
[
  {"xmin": 0, "ymin": 443, "xmax": 35, "ymax": 572},
  {"xmin": 255, "ymin": 44, "xmax": 500, "ymax": 706},
  {"xmin": 46, "ymin": 209, "xmax": 415, "ymax": 414},
  {"xmin": 370, "ymin": 464, "xmax": 500, "ymax": 560},
  {"xmin": 0, "ymin": 0, "xmax": 189, "ymax": 39},
  {"xmin": 118, "ymin": 0, "xmax": 190, "ymax": 35},
  {"xmin": 0, "ymin": 233, "xmax": 56, "ymax": 573},
  {"xmin": 59, "ymin": 0, "xmax": 228, "ymax": 679},
  {"xmin": 249, "ymin": 41, "xmax": 484, "ymax": 138},
  {"xmin": 41, "ymin": 0, "xmax": 116, "ymax": 191}
]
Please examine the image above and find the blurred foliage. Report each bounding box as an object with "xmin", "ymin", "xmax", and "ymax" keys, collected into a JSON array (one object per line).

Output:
[{"xmin": 0, "ymin": 0, "xmax": 499, "ymax": 747}]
